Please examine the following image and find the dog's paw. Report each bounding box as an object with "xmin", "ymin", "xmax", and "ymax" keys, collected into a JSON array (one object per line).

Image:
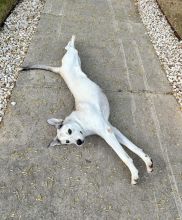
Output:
[
  {"xmin": 131, "ymin": 177, "xmax": 139, "ymax": 185},
  {"xmin": 131, "ymin": 172, "xmax": 139, "ymax": 185},
  {"xmin": 146, "ymin": 156, "xmax": 153, "ymax": 173}
]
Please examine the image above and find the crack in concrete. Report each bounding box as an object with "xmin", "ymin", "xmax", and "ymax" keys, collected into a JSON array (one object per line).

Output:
[
  {"xmin": 104, "ymin": 89, "xmax": 173, "ymax": 96},
  {"xmin": 17, "ymin": 84, "xmax": 172, "ymax": 96}
]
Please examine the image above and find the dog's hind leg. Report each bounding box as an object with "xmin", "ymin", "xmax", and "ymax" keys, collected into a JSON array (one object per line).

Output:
[
  {"xmin": 112, "ymin": 126, "xmax": 153, "ymax": 173},
  {"xmin": 62, "ymin": 35, "xmax": 82, "ymax": 68},
  {"xmin": 65, "ymin": 35, "xmax": 76, "ymax": 50}
]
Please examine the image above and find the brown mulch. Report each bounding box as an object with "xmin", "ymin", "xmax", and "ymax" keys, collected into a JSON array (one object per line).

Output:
[{"xmin": 157, "ymin": 0, "xmax": 182, "ymax": 40}]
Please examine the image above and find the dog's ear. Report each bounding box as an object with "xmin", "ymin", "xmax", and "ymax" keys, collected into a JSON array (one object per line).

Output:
[
  {"xmin": 47, "ymin": 118, "xmax": 63, "ymax": 129},
  {"xmin": 48, "ymin": 137, "xmax": 61, "ymax": 148}
]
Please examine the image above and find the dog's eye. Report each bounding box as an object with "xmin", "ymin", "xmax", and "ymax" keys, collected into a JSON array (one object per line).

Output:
[
  {"xmin": 68, "ymin": 129, "xmax": 72, "ymax": 135},
  {"xmin": 80, "ymin": 131, "xmax": 83, "ymax": 134},
  {"xmin": 66, "ymin": 140, "xmax": 70, "ymax": 144}
]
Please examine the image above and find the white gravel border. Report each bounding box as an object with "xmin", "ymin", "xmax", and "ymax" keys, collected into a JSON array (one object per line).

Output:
[
  {"xmin": 0, "ymin": 0, "xmax": 45, "ymax": 122},
  {"xmin": 137, "ymin": 0, "xmax": 182, "ymax": 109}
]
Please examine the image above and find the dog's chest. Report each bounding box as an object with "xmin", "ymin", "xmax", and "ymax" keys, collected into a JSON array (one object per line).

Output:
[{"xmin": 74, "ymin": 105, "xmax": 104, "ymax": 133}]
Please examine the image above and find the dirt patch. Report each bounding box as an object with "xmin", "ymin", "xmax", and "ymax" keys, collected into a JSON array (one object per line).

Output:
[
  {"xmin": 157, "ymin": 0, "xmax": 182, "ymax": 39},
  {"xmin": 0, "ymin": 0, "xmax": 19, "ymax": 26}
]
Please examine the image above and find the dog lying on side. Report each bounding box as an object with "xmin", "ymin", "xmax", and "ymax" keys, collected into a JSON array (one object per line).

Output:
[{"xmin": 21, "ymin": 35, "xmax": 153, "ymax": 184}]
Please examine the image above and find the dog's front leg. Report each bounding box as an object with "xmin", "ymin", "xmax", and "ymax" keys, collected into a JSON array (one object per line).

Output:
[
  {"xmin": 112, "ymin": 126, "xmax": 153, "ymax": 173},
  {"xmin": 99, "ymin": 127, "xmax": 139, "ymax": 184}
]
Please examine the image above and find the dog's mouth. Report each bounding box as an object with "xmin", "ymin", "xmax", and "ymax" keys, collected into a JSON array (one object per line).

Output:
[{"xmin": 76, "ymin": 139, "xmax": 84, "ymax": 146}]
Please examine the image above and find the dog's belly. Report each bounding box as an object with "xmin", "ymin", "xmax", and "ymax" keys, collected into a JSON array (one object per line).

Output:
[
  {"xmin": 61, "ymin": 66, "xmax": 110, "ymax": 120},
  {"xmin": 70, "ymin": 78, "xmax": 102, "ymax": 102}
]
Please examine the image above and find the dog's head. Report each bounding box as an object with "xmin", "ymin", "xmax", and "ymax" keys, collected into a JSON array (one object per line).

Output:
[{"xmin": 47, "ymin": 118, "xmax": 85, "ymax": 147}]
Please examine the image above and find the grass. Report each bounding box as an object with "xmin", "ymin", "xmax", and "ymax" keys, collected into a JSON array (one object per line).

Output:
[{"xmin": 0, "ymin": 0, "xmax": 18, "ymax": 26}]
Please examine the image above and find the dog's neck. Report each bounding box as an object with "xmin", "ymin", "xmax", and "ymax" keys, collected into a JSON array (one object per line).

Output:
[
  {"xmin": 64, "ymin": 113, "xmax": 86, "ymax": 135},
  {"xmin": 64, "ymin": 111, "xmax": 94, "ymax": 136}
]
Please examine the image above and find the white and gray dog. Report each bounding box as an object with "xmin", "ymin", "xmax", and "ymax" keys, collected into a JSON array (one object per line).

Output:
[{"xmin": 22, "ymin": 35, "xmax": 153, "ymax": 184}]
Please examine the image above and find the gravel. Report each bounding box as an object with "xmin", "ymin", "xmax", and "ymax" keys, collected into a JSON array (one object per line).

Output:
[
  {"xmin": 10, "ymin": 101, "xmax": 16, "ymax": 106},
  {"xmin": 137, "ymin": 0, "xmax": 182, "ymax": 109},
  {"xmin": 0, "ymin": 0, "xmax": 45, "ymax": 122}
]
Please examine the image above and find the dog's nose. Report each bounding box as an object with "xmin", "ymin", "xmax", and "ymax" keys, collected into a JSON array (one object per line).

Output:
[{"xmin": 77, "ymin": 139, "xmax": 84, "ymax": 145}]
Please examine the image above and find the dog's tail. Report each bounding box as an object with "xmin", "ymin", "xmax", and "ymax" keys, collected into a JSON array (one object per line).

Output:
[
  {"xmin": 20, "ymin": 64, "xmax": 61, "ymax": 74},
  {"xmin": 65, "ymin": 35, "xmax": 76, "ymax": 50}
]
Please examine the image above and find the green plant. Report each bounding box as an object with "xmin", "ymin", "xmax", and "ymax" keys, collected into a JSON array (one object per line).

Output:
[{"xmin": 0, "ymin": 0, "xmax": 18, "ymax": 25}]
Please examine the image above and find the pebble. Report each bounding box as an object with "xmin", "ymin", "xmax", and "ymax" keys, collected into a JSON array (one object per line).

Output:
[
  {"xmin": 137, "ymin": 0, "xmax": 182, "ymax": 108},
  {"xmin": 0, "ymin": 0, "xmax": 45, "ymax": 122},
  {"xmin": 11, "ymin": 101, "xmax": 16, "ymax": 106}
]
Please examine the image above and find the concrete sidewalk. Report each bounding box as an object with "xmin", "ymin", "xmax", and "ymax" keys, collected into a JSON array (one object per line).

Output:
[{"xmin": 0, "ymin": 0, "xmax": 182, "ymax": 219}]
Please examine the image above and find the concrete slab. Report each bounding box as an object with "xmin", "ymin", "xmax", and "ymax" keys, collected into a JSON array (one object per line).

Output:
[
  {"xmin": 0, "ymin": 0, "xmax": 182, "ymax": 219},
  {"xmin": 0, "ymin": 88, "xmax": 179, "ymax": 220}
]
